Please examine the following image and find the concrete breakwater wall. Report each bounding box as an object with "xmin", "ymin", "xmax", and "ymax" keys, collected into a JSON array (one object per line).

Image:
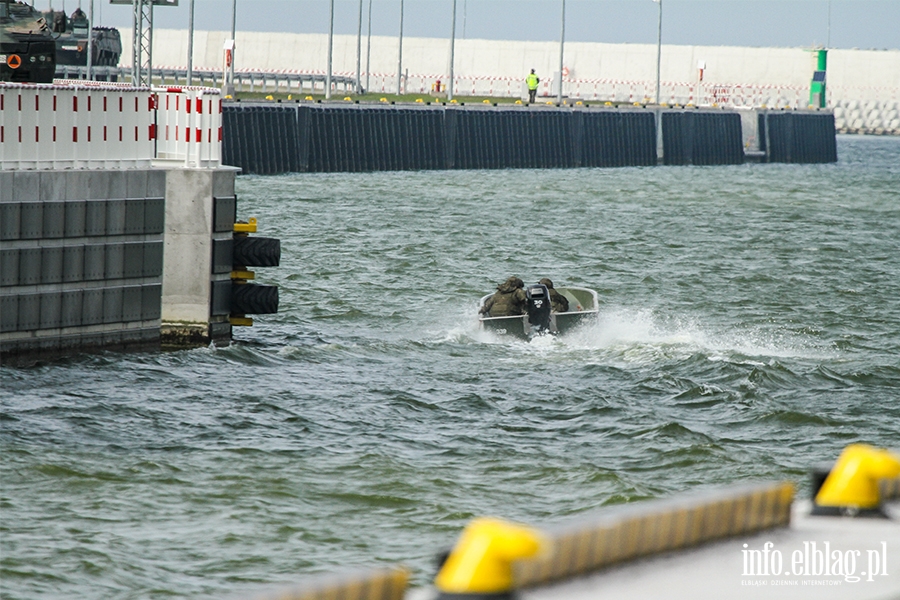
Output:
[
  {"xmin": 138, "ymin": 29, "xmax": 898, "ymax": 132},
  {"xmin": 221, "ymin": 103, "xmax": 836, "ymax": 175},
  {"xmin": 140, "ymin": 30, "xmax": 899, "ymax": 104}
]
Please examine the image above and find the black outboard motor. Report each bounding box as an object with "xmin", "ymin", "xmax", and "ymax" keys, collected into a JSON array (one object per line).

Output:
[{"xmin": 525, "ymin": 284, "xmax": 552, "ymax": 334}]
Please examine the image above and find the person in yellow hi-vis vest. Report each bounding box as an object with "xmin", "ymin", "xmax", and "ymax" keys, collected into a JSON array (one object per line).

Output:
[{"xmin": 526, "ymin": 69, "xmax": 539, "ymax": 103}]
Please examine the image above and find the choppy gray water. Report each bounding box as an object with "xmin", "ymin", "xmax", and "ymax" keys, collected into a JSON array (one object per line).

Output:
[{"xmin": 2, "ymin": 136, "xmax": 899, "ymax": 599}]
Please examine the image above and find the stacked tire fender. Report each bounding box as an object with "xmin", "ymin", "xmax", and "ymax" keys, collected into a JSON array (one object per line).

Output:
[{"xmin": 230, "ymin": 218, "xmax": 280, "ymax": 326}]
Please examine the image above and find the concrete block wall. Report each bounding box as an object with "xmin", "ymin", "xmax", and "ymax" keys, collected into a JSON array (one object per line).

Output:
[
  {"xmin": 832, "ymin": 99, "xmax": 900, "ymax": 134},
  {"xmin": 0, "ymin": 169, "xmax": 166, "ymax": 364}
]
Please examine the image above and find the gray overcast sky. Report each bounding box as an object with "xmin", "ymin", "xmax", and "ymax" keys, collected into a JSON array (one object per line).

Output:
[{"xmin": 55, "ymin": 0, "xmax": 900, "ymax": 50}]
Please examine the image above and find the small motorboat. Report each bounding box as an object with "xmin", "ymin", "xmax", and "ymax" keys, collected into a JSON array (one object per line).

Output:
[{"xmin": 478, "ymin": 283, "xmax": 600, "ymax": 339}]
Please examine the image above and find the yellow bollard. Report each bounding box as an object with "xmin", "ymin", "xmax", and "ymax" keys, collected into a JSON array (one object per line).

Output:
[
  {"xmin": 435, "ymin": 517, "xmax": 544, "ymax": 597},
  {"xmin": 814, "ymin": 444, "xmax": 900, "ymax": 516}
]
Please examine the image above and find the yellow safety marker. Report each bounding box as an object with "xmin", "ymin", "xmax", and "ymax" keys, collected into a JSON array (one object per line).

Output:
[
  {"xmin": 814, "ymin": 444, "xmax": 900, "ymax": 516},
  {"xmin": 233, "ymin": 217, "xmax": 257, "ymax": 233},
  {"xmin": 435, "ymin": 517, "xmax": 544, "ymax": 596},
  {"xmin": 231, "ymin": 270, "xmax": 255, "ymax": 280},
  {"xmin": 229, "ymin": 316, "xmax": 253, "ymax": 327},
  {"xmin": 512, "ymin": 481, "xmax": 794, "ymax": 588},
  {"xmin": 249, "ymin": 566, "xmax": 409, "ymax": 600}
]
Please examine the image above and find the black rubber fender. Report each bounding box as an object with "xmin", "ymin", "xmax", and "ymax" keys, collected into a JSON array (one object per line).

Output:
[
  {"xmin": 231, "ymin": 283, "xmax": 279, "ymax": 315},
  {"xmin": 233, "ymin": 236, "xmax": 281, "ymax": 267}
]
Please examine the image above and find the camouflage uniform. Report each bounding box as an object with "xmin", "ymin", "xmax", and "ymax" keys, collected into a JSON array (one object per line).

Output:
[
  {"xmin": 539, "ymin": 278, "xmax": 569, "ymax": 313},
  {"xmin": 480, "ymin": 277, "xmax": 527, "ymax": 317}
]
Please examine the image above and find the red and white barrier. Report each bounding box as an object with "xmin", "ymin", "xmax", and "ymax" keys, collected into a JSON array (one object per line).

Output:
[
  {"xmin": 0, "ymin": 81, "xmax": 222, "ymax": 171},
  {"xmin": 0, "ymin": 82, "xmax": 155, "ymax": 170},
  {"xmin": 154, "ymin": 86, "xmax": 222, "ymax": 168}
]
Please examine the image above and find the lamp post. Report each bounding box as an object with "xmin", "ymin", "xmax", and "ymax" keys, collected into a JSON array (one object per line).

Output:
[
  {"xmin": 654, "ymin": 0, "xmax": 662, "ymax": 105},
  {"xmin": 558, "ymin": 0, "xmax": 565, "ymax": 104},
  {"xmin": 230, "ymin": 0, "xmax": 236, "ymax": 90},
  {"xmin": 397, "ymin": 0, "xmax": 404, "ymax": 96},
  {"xmin": 86, "ymin": 0, "xmax": 94, "ymax": 80},
  {"xmin": 449, "ymin": 0, "xmax": 456, "ymax": 101},
  {"xmin": 365, "ymin": 0, "xmax": 373, "ymax": 93},
  {"xmin": 355, "ymin": 0, "xmax": 363, "ymax": 94},
  {"xmin": 187, "ymin": 0, "xmax": 194, "ymax": 85},
  {"xmin": 326, "ymin": 0, "xmax": 334, "ymax": 99}
]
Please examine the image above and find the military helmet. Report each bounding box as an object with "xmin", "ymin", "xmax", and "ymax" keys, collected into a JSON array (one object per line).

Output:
[{"xmin": 539, "ymin": 278, "xmax": 554, "ymax": 288}]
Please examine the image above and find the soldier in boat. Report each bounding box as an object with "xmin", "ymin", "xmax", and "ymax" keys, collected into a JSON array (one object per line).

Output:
[
  {"xmin": 539, "ymin": 278, "xmax": 569, "ymax": 313},
  {"xmin": 479, "ymin": 277, "xmax": 527, "ymax": 317}
]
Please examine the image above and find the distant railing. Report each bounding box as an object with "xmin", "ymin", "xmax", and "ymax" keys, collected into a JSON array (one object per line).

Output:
[
  {"xmin": 0, "ymin": 81, "xmax": 222, "ymax": 171},
  {"xmin": 56, "ymin": 65, "xmax": 356, "ymax": 96},
  {"xmin": 55, "ymin": 65, "xmax": 898, "ymax": 110}
]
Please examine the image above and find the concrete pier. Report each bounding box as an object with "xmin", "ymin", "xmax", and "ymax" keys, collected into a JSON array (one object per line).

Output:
[
  {"xmin": 0, "ymin": 82, "xmax": 275, "ymax": 364},
  {"xmin": 160, "ymin": 167, "xmax": 238, "ymax": 347}
]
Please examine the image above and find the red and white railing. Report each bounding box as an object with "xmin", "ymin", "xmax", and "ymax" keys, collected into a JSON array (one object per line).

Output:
[
  {"xmin": 0, "ymin": 82, "xmax": 154, "ymax": 170},
  {"xmin": 0, "ymin": 81, "xmax": 222, "ymax": 171},
  {"xmin": 153, "ymin": 86, "xmax": 222, "ymax": 168}
]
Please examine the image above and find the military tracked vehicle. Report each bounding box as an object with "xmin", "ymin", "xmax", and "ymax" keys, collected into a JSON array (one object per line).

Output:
[
  {"xmin": 1, "ymin": 0, "xmax": 56, "ymax": 83},
  {"xmin": 45, "ymin": 7, "xmax": 121, "ymax": 67}
]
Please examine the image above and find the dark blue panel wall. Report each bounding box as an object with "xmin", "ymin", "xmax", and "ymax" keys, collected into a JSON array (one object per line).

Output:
[
  {"xmin": 222, "ymin": 103, "xmax": 659, "ymax": 174},
  {"xmin": 662, "ymin": 111, "xmax": 744, "ymax": 166},
  {"xmin": 759, "ymin": 111, "xmax": 837, "ymax": 163}
]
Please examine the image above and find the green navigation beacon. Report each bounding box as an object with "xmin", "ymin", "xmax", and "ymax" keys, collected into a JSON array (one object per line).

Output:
[{"xmin": 810, "ymin": 48, "xmax": 827, "ymax": 108}]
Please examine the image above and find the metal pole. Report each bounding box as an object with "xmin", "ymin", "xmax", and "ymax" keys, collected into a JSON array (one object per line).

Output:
[
  {"xmin": 365, "ymin": 0, "xmax": 373, "ymax": 93},
  {"xmin": 229, "ymin": 0, "xmax": 236, "ymax": 87},
  {"xmin": 462, "ymin": 0, "xmax": 466, "ymax": 38},
  {"xmin": 655, "ymin": 0, "xmax": 662, "ymax": 105},
  {"xmin": 86, "ymin": 0, "xmax": 93, "ymax": 80},
  {"xmin": 557, "ymin": 0, "xmax": 565, "ymax": 104},
  {"xmin": 131, "ymin": 0, "xmax": 140, "ymax": 85},
  {"xmin": 396, "ymin": 0, "xmax": 404, "ymax": 96},
  {"xmin": 326, "ymin": 0, "xmax": 334, "ymax": 99},
  {"xmin": 827, "ymin": 0, "xmax": 831, "ymax": 47},
  {"xmin": 355, "ymin": 0, "xmax": 363, "ymax": 93},
  {"xmin": 449, "ymin": 0, "xmax": 456, "ymax": 101},
  {"xmin": 187, "ymin": 0, "xmax": 194, "ymax": 85},
  {"xmin": 146, "ymin": 0, "xmax": 153, "ymax": 85}
]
